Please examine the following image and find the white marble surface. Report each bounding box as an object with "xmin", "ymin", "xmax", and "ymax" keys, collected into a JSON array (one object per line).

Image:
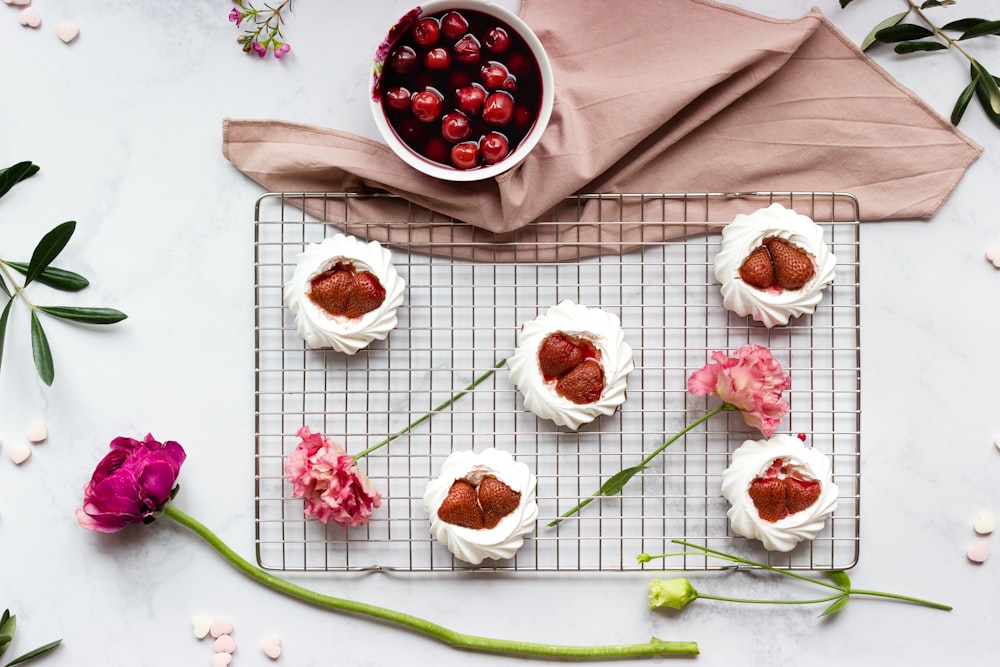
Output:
[{"xmin": 2, "ymin": 0, "xmax": 999, "ymax": 665}]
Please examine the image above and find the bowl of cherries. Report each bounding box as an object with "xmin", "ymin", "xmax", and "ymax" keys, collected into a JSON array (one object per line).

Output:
[{"xmin": 370, "ymin": 0, "xmax": 554, "ymax": 181}]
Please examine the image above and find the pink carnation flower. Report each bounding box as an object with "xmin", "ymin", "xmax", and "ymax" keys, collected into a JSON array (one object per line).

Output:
[
  {"xmin": 284, "ymin": 426, "xmax": 381, "ymax": 528},
  {"xmin": 687, "ymin": 343, "xmax": 790, "ymax": 437}
]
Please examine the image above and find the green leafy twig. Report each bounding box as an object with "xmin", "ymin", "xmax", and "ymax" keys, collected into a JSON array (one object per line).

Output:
[
  {"xmin": 844, "ymin": 0, "xmax": 1000, "ymax": 127},
  {"xmin": 641, "ymin": 540, "xmax": 952, "ymax": 617},
  {"xmin": 230, "ymin": 1, "xmax": 293, "ymax": 58},
  {"xmin": 0, "ymin": 162, "xmax": 128, "ymax": 386},
  {"xmin": 0, "ymin": 609, "xmax": 61, "ymax": 666}
]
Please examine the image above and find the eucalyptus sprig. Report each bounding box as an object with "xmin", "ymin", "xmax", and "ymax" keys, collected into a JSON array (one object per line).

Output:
[
  {"xmin": 641, "ymin": 540, "xmax": 952, "ymax": 617},
  {"xmin": 0, "ymin": 161, "xmax": 128, "ymax": 386},
  {"xmin": 0, "ymin": 609, "xmax": 61, "ymax": 666},
  {"xmin": 843, "ymin": 0, "xmax": 1000, "ymax": 128}
]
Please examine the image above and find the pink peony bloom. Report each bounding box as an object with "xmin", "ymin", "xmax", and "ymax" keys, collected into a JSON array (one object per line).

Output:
[
  {"xmin": 687, "ymin": 343, "xmax": 790, "ymax": 437},
  {"xmin": 285, "ymin": 426, "xmax": 381, "ymax": 528},
  {"xmin": 76, "ymin": 434, "xmax": 186, "ymax": 533}
]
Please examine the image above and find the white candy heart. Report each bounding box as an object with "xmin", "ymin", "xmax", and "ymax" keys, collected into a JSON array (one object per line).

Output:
[
  {"xmin": 995, "ymin": 434, "xmax": 1000, "ymax": 452},
  {"xmin": 191, "ymin": 615, "xmax": 212, "ymax": 639},
  {"xmin": 967, "ymin": 540, "xmax": 989, "ymax": 563},
  {"xmin": 55, "ymin": 20, "xmax": 79, "ymax": 43},
  {"xmin": 26, "ymin": 420, "xmax": 47, "ymax": 443},
  {"xmin": 209, "ymin": 618, "xmax": 233, "ymax": 639},
  {"xmin": 18, "ymin": 6, "xmax": 40, "ymax": 28},
  {"xmin": 214, "ymin": 634, "xmax": 236, "ymax": 654},
  {"xmin": 7, "ymin": 441, "xmax": 31, "ymax": 465},
  {"xmin": 261, "ymin": 634, "xmax": 282, "ymax": 660},
  {"xmin": 987, "ymin": 247, "xmax": 1000, "ymax": 269},
  {"xmin": 210, "ymin": 653, "xmax": 233, "ymax": 667},
  {"xmin": 974, "ymin": 511, "xmax": 995, "ymax": 535}
]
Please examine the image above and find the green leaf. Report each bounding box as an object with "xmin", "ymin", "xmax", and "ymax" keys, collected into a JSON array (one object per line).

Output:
[
  {"xmin": 37, "ymin": 306, "xmax": 127, "ymax": 325},
  {"xmin": 0, "ymin": 298, "xmax": 13, "ymax": 380},
  {"xmin": 24, "ymin": 221, "xmax": 76, "ymax": 287},
  {"xmin": 0, "ymin": 162, "xmax": 39, "ymax": 201},
  {"xmin": 921, "ymin": 0, "xmax": 955, "ymax": 7},
  {"xmin": 819, "ymin": 595, "xmax": 850, "ymax": 617},
  {"xmin": 0, "ymin": 272, "xmax": 9, "ymax": 298},
  {"xmin": 4, "ymin": 639, "xmax": 62, "ymax": 666},
  {"xmin": 0, "ymin": 609, "xmax": 11, "ymax": 634},
  {"xmin": 971, "ymin": 60, "xmax": 1000, "ymax": 116},
  {"xmin": 893, "ymin": 40, "xmax": 948, "ymax": 53},
  {"xmin": 861, "ymin": 11, "xmax": 910, "ymax": 50},
  {"xmin": 839, "ymin": 0, "xmax": 856, "ymax": 7},
  {"xmin": 942, "ymin": 17, "xmax": 988, "ymax": 32},
  {"xmin": 874, "ymin": 23, "xmax": 935, "ymax": 43},
  {"xmin": 30, "ymin": 311, "xmax": 54, "ymax": 386},
  {"xmin": 952, "ymin": 77, "xmax": 978, "ymax": 124},
  {"xmin": 959, "ymin": 19, "xmax": 1000, "ymax": 40},
  {"xmin": 3, "ymin": 261, "xmax": 89, "ymax": 292},
  {"xmin": 825, "ymin": 570, "xmax": 852, "ymax": 590},
  {"xmin": 599, "ymin": 465, "xmax": 646, "ymax": 496}
]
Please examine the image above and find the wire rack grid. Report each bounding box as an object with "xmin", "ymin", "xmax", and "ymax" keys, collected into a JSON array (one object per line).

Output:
[{"xmin": 254, "ymin": 191, "xmax": 861, "ymax": 573}]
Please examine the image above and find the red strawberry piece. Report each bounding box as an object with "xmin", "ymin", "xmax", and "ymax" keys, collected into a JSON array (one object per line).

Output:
[
  {"xmin": 748, "ymin": 477, "xmax": 787, "ymax": 523},
  {"xmin": 555, "ymin": 359, "xmax": 605, "ymax": 404},
  {"xmin": 437, "ymin": 479, "xmax": 484, "ymax": 529},
  {"xmin": 738, "ymin": 245, "xmax": 775, "ymax": 289},
  {"xmin": 344, "ymin": 271, "xmax": 386, "ymax": 319},
  {"xmin": 784, "ymin": 476, "xmax": 822, "ymax": 513},
  {"xmin": 308, "ymin": 265, "xmax": 353, "ymax": 315},
  {"xmin": 765, "ymin": 237, "xmax": 815, "ymax": 290},
  {"xmin": 478, "ymin": 476, "xmax": 521, "ymax": 529},
  {"xmin": 537, "ymin": 332, "xmax": 586, "ymax": 379}
]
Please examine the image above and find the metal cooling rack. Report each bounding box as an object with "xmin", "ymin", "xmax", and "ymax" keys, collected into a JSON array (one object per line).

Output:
[{"xmin": 254, "ymin": 191, "xmax": 861, "ymax": 573}]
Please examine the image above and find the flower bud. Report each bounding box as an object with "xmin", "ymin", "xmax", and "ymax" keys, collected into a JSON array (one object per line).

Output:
[{"xmin": 649, "ymin": 578, "xmax": 698, "ymax": 610}]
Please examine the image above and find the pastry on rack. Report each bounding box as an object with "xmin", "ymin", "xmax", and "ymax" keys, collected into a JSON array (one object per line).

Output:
[
  {"xmin": 506, "ymin": 300, "xmax": 634, "ymax": 430},
  {"xmin": 713, "ymin": 203, "xmax": 836, "ymax": 328},
  {"xmin": 283, "ymin": 233, "xmax": 405, "ymax": 354},
  {"xmin": 423, "ymin": 448, "xmax": 538, "ymax": 565},
  {"xmin": 720, "ymin": 434, "xmax": 839, "ymax": 552}
]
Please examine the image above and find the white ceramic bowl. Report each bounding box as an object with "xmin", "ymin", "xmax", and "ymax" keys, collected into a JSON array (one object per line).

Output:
[{"xmin": 370, "ymin": 0, "xmax": 554, "ymax": 182}]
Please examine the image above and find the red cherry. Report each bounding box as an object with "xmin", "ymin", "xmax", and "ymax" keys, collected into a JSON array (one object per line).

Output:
[
  {"xmin": 441, "ymin": 11, "xmax": 469, "ymax": 40},
  {"xmin": 424, "ymin": 46, "xmax": 451, "ymax": 71},
  {"xmin": 479, "ymin": 131, "xmax": 510, "ymax": 164},
  {"xmin": 388, "ymin": 46, "xmax": 418, "ymax": 75},
  {"xmin": 440, "ymin": 111, "xmax": 472, "ymax": 142},
  {"xmin": 411, "ymin": 88, "xmax": 444, "ymax": 123},
  {"xmin": 453, "ymin": 34, "xmax": 481, "ymax": 65},
  {"xmin": 455, "ymin": 84, "xmax": 487, "ymax": 116},
  {"xmin": 394, "ymin": 115, "xmax": 428, "ymax": 145},
  {"xmin": 480, "ymin": 62, "xmax": 509, "ymax": 90},
  {"xmin": 506, "ymin": 50, "xmax": 532, "ymax": 78},
  {"xmin": 501, "ymin": 76, "xmax": 517, "ymax": 93},
  {"xmin": 412, "ymin": 17, "xmax": 441, "ymax": 47},
  {"xmin": 383, "ymin": 86, "xmax": 412, "ymax": 113},
  {"xmin": 450, "ymin": 141, "xmax": 479, "ymax": 169},
  {"xmin": 513, "ymin": 103, "xmax": 534, "ymax": 131},
  {"xmin": 424, "ymin": 135, "xmax": 451, "ymax": 164},
  {"xmin": 482, "ymin": 91, "xmax": 515, "ymax": 126},
  {"xmin": 483, "ymin": 26, "xmax": 511, "ymax": 54}
]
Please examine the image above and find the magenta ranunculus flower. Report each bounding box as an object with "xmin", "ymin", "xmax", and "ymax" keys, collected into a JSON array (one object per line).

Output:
[
  {"xmin": 687, "ymin": 343, "xmax": 791, "ymax": 437},
  {"xmin": 76, "ymin": 434, "xmax": 186, "ymax": 533},
  {"xmin": 284, "ymin": 426, "xmax": 381, "ymax": 528}
]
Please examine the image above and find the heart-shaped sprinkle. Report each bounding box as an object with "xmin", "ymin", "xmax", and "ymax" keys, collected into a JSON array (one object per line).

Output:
[
  {"xmin": 214, "ymin": 634, "xmax": 236, "ymax": 654},
  {"xmin": 209, "ymin": 618, "xmax": 233, "ymax": 639},
  {"xmin": 26, "ymin": 420, "xmax": 47, "ymax": 443},
  {"xmin": 191, "ymin": 615, "xmax": 212, "ymax": 639},
  {"xmin": 7, "ymin": 441, "xmax": 31, "ymax": 465},
  {"xmin": 967, "ymin": 540, "xmax": 989, "ymax": 563},
  {"xmin": 987, "ymin": 247, "xmax": 1000, "ymax": 269},
  {"xmin": 210, "ymin": 653, "xmax": 233, "ymax": 667},
  {"xmin": 18, "ymin": 6, "xmax": 41, "ymax": 28},
  {"xmin": 55, "ymin": 20, "xmax": 79, "ymax": 43},
  {"xmin": 974, "ymin": 511, "xmax": 995, "ymax": 535},
  {"xmin": 261, "ymin": 634, "xmax": 281, "ymax": 660}
]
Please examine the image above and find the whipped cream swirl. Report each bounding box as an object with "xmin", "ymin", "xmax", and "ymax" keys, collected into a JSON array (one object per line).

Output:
[
  {"xmin": 506, "ymin": 300, "xmax": 634, "ymax": 430},
  {"xmin": 423, "ymin": 448, "xmax": 538, "ymax": 565},
  {"xmin": 283, "ymin": 234, "xmax": 405, "ymax": 354},
  {"xmin": 721, "ymin": 434, "xmax": 839, "ymax": 552},
  {"xmin": 714, "ymin": 203, "xmax": 836, "ymax": 328}
]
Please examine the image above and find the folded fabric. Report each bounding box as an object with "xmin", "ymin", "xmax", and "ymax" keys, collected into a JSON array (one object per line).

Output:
[{"xmin": 222, "ymin": 0, "xmax": 982, "ymax": 259}]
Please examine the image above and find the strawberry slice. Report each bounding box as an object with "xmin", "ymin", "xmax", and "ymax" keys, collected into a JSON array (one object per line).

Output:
[
  {"xmin": 748, "ymin": 477, "xmax": 787, "ymax": 523},
  {"xmin": 537, "ymin": 332, "xmax": 586, "ymax": 379},
  {"xmin": 345, "ymin": 270, "xmax": 386, "ymax": 319},
  {"xmin": 478, "ymin": 476, "xmax": 521, "ymax": 529},
  {"xmin": 738, "ymin": 245, "xmax": 775, "ymax": 289},
  {"xmin": 555, "ymin": 359, "xmax": 605, "ymax": 404},
  {"xmin": 437, "ymin": 479, "xmax": 484, "ymax": 529},
  {"xmin": 308, "ymin": 265, "xmax": 353, "ymax": 314},
  {"xmin": 765, "ymin": 237, "xmax": 815, "ymax": 290},
  {"xmin": 784, "ymin": 475, "xmax": 822, "ymax": 513}
]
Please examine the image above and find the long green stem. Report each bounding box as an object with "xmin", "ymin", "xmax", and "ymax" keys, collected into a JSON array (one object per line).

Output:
[
  {"xmin": 0, "ymin": 261, "xmax": 33, "ymax": 309},
  {"xmin": 548, "ymin": 404, "xmax": 733, "ymax": 526},
  {"xmin": 163, "ymin": 504, "xmax": 699, "ymax": 658},
  {"xmin": 352, "ymin": 358, "xmax": 508, "ymax": 461},
  {"xmin": 696, "ymin": 593, "xmax": 843, "ymax": 606}
]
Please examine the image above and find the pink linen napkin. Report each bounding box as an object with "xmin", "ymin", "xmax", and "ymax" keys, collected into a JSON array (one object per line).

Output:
[{"xmin": 222, "ymin": 0, "xmax": 982, "ymax": 259}]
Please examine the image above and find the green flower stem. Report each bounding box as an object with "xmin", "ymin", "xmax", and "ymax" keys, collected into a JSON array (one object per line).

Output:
[
  {"xmin": 163, "ymin": 504, "xmax": 699, "ymax": 659},
  {"xmin": 352, "ymin": 358, "xmax": 508, "ymax": 461},
  {"xmin": 695, "ymin": 592, "xmax": 844, "ymax": 606},
  {"xmin": 548, "ymin": 404, "xmax": 733, "ymax": 526},
  {"xmin": 0, "ymin": 261, "xmax": 31, "ymax": 308}
]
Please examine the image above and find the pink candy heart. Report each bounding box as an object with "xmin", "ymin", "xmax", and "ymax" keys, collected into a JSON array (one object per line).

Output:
[
  {"xmin": 261, "ymin": 634, "xmax": 282, "ymax": 660},
  {"xmin": 987, "ymin": 247, "xmax": 1000, "ymax": 269},
  {"xmin": 18, "ymin": 6, "xmax": 40, "ymax": 28},
  {"xmin": 967, "ymin": 541, "xmax": 989, "ymax": 563}
]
